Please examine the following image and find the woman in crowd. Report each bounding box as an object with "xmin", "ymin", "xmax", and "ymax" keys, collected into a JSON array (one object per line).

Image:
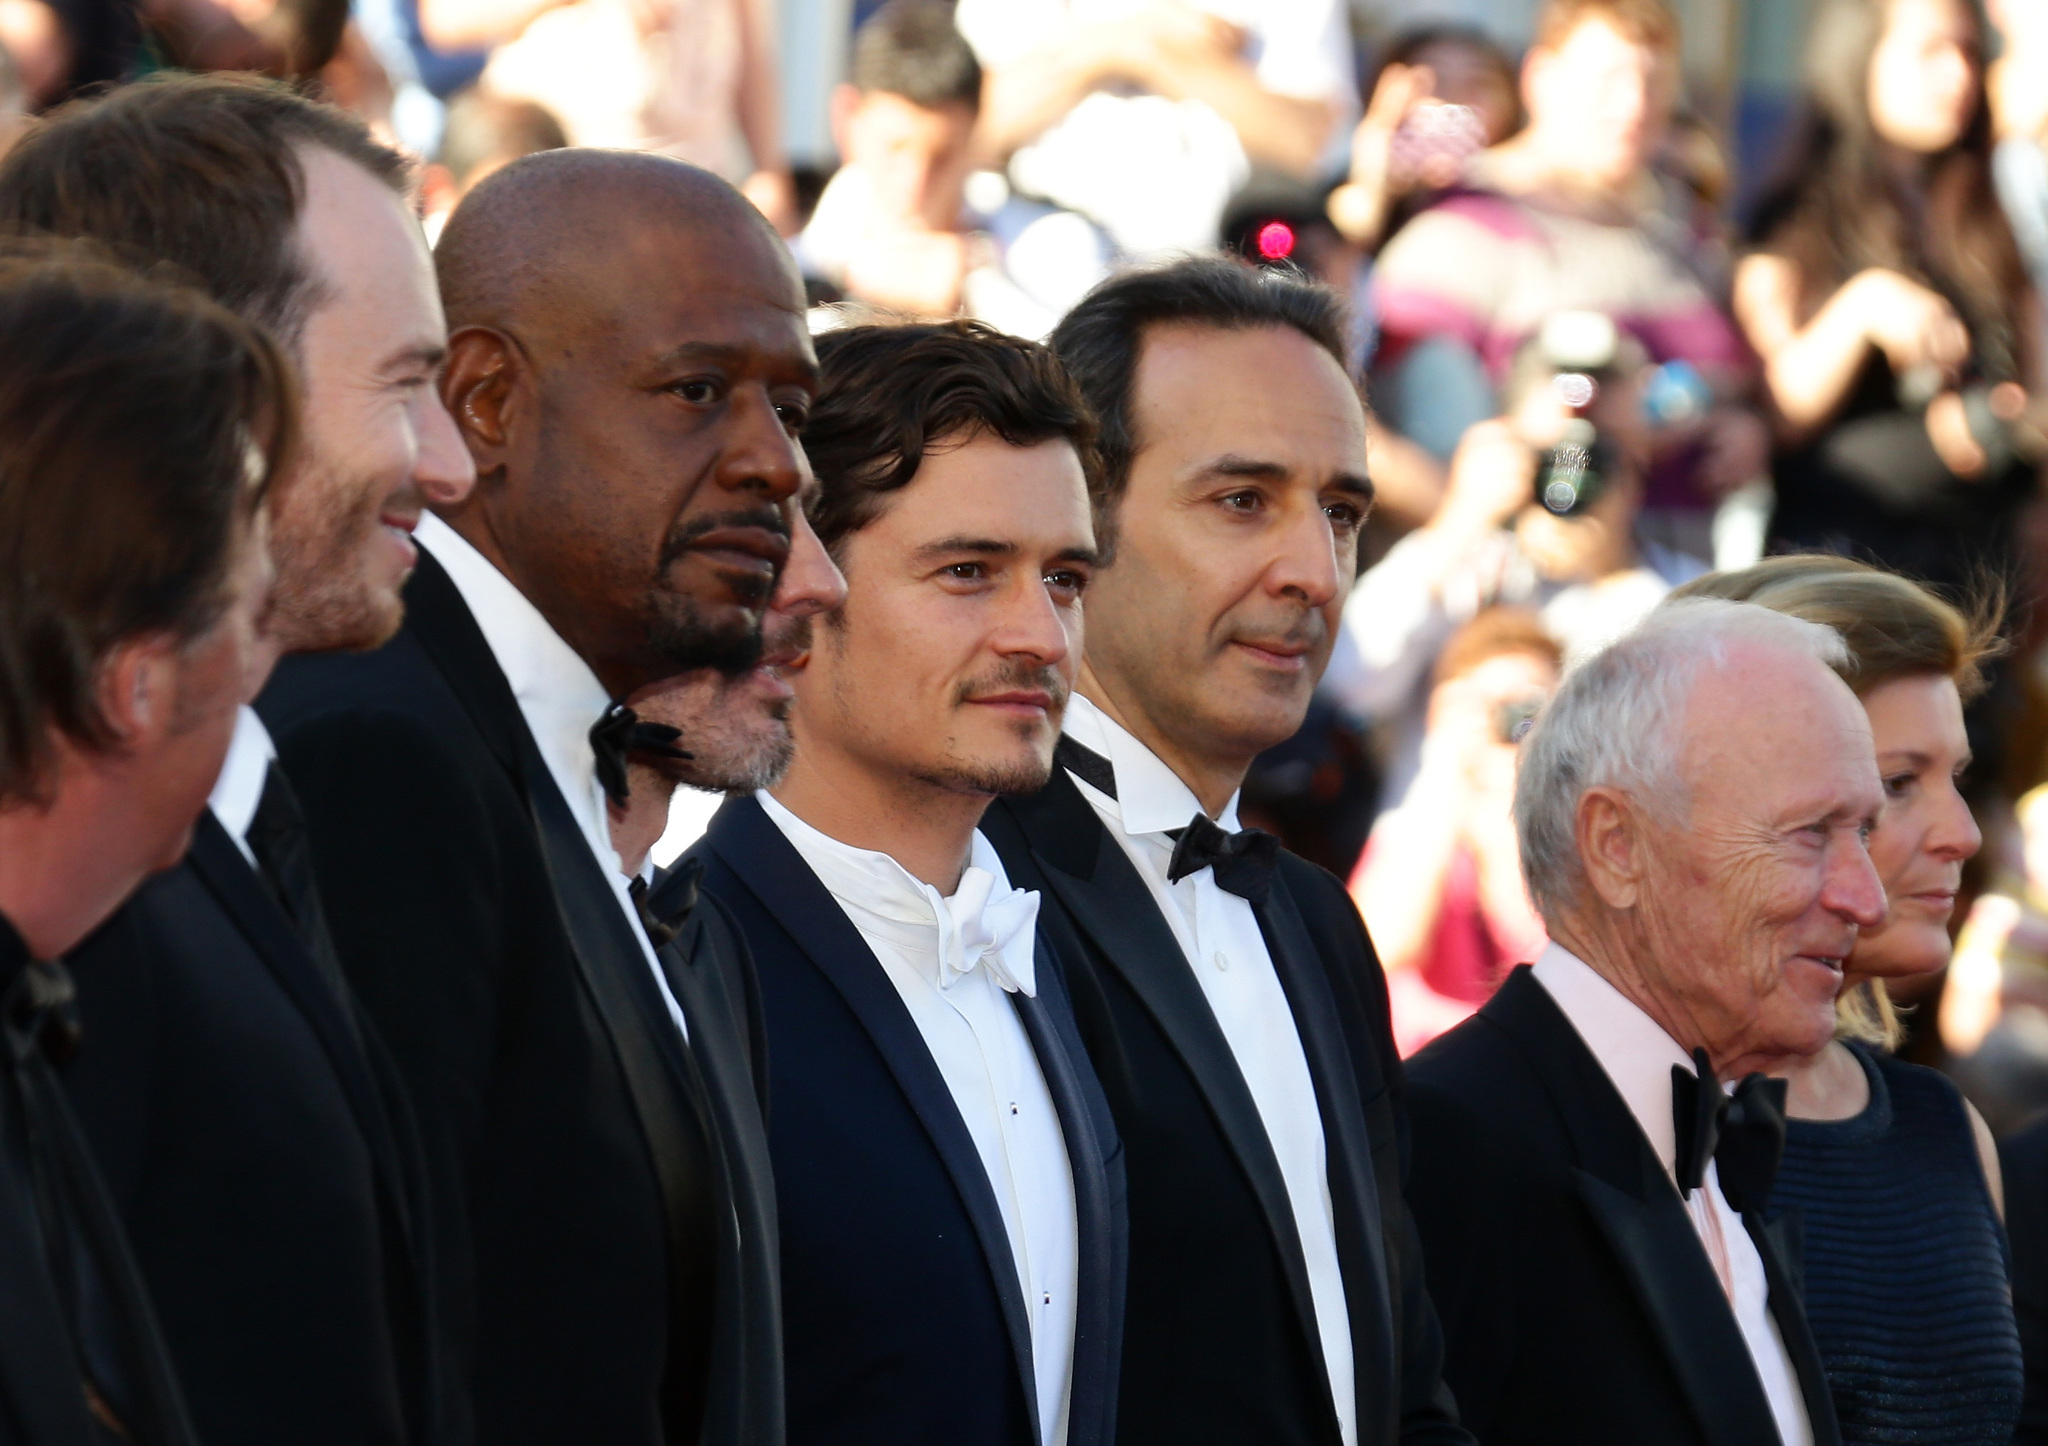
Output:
[
  {"xmin": 1349, "ymin": 608, "xmax": 1555, "ymax": 1055},
  {"xmin": 1675, "ymin": 555, "xmax": 2019, "ymax": 1446},
  {"xmin": 1735, "ymin": 0, "xmax": 2039, "ymax": 597}
]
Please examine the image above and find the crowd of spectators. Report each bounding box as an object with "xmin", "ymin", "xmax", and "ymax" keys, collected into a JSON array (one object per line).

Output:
[{"xmin": 10, "ymin": 0, "xmax": 2048, "ymax": 1117}]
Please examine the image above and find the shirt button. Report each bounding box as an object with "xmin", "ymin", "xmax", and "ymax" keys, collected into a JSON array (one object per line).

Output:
[
  {"xmin": 1009, "ymin": 1102, "xmax": 1019, "ymax": 1115},
  {"xmin": 1212, "ymin": 950, "xmax": 1229, "ymax": 971},
  {"xmin": 1042, "ymin": 1292, "xmax": 1051, "ymax": 1305}
]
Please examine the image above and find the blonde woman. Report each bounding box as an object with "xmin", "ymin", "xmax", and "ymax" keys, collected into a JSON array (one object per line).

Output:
[{"xmin": 1672, "ymin": 554, "xmax": 2017, "ymax": 1445}]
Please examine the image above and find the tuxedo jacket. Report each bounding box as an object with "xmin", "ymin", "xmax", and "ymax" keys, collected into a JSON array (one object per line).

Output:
[
  {"xmin": 2000, "ymin": 1114, "xmax": 2048, "ymax": 1443},
  {"xmin": 60, "ymin": 812, "xmax": 436, "ymax": 1446},
  {"xmin": 1404, "ymin": 966, "xmax": 1842, "ymax": 1446},
  {"xmin": 983, "ymin": 772, "xmax": 1469, "ymax": 1446},
  {"xmin": 691, "ymin": 793, "xmax": 1126, "ymax": 1446},
  {"xmin": 256, "ymin": 550, "xmax": 780, "ymax": 1446}
]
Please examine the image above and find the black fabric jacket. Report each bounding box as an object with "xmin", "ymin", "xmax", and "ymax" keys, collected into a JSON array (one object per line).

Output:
[
  {"xmin": 691, "ymin": 793, "xmax": 1125, "ymax": 1446},
  {"xmin": 983, "ymin": 770, "xmax": 1469, "ymax": 1446},
  {"xmin": 1405, "ymin": 966, "xmax": 1843, "ymax": 1446},
  {"xmin": 61, "ymin": 813, "xmax": 438, "ymax": 1446},
  {"xmin": 256, "ymin": 549, "xmax": 781, "ymax": 1446}
]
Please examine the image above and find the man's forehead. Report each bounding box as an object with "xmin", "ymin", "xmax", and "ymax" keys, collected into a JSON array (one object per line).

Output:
[{"xmin": 1133, "ymin": 323, "xmax": 1365, "ymax": 454}]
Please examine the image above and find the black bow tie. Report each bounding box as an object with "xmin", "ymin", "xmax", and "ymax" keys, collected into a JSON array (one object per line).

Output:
[
  {"xmin": 1671, "ymin": 1047, "xmax": 1788, "ymax": 1215},
  {"xmin": 590, "ymin": 703, "xmax": 692, "ymax": 809},
  {"xmin": 629, "ymin": 857, "xmax": 705, "ymax": 949},
  {"xmin": 3, "ymin": 955, "xmax": 81, "ymax": 1066},
  {"xmin": 1167, "ymin": 813, "xmax": 1280, "ymax": 904}
]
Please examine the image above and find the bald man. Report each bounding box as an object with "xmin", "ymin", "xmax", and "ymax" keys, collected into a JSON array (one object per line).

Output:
[{"xmin": 259, "ymin": 151, "xmax": 844, "ymax": 1446}]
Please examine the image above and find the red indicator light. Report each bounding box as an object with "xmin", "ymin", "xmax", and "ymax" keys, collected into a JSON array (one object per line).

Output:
[{"xmin": 1256, "ymin": 221, "xmax": 1295, "ymax": 260}]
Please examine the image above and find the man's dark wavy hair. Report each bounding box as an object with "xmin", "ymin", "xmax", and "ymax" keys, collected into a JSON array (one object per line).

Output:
[
  {"xmin": 805, "ymin": 319, "xmax": 1102, "ymax": 557},
  {"xmin": 1048, "ymin": 257, "xmax": 1352, "ymax": 526}
]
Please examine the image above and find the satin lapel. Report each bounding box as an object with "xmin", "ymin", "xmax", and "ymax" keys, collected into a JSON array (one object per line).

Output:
[
  {"xmin": 0, "ymin": 1161, "xmax": 96, "ymax": 1444},
  {"xmin": 654, "ymin": 910, "xmax": 782, "ymax": 1446},
  {"xmin": 1484, "ymin": 970, "xmax": 1786, "ymax": 1446},
  {"xmin": 399, "ymin": 549, "xmax": 524, "ymax": 783},
  {"xmin": 706, "ymin": 796, "xmax": 1040, "ymax": 1441},
  {"xmin": 1254, "ymin": 872, "xmax": 1396, "ymax": 1435},
  {"xmin": 996, "ymin": 775, "xmax": 1328, "ymax": 1388},
  {"xmin": 1011, "ymin": 939, "xmax": 1118, "ymax": 1446},
  {"xmin": 182, "ymin": 813, "xmax": 414, "ymax": 1248},
  {"xmin": 1746, "ymin": 1212, "xmax": 1843, "ymax": 1446}
]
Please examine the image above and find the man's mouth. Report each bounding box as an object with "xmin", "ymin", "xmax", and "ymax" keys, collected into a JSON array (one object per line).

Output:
[
  {"xmin": 967, "ymin": 689, "xmax": 1056, "ymax": 717},
  {"xmin": 1232, "ymin": 637, "xmax": 1313, "ymax": 670},
  {"xmin": 683, "ymin": 526, "xmax": 791, "ymax": 582}
]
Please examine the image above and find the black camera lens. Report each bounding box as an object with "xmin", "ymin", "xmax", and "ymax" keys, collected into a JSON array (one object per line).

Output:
[{"xmin": 1537, "ymin": 419, "xmax": 1612, "ymax": 517}]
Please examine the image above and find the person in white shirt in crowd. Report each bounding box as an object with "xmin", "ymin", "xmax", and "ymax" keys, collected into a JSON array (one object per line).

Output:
[
  {"xmin": 1405, "ymin": 597, "xmax": 1886, "ymax": 1445},
  {"xmin": 795, "ymin": 0, "xmax": 1110, "ymax": 340},
  {"xmin": 688, "ymin": 319, "xmax": 1125, "ymax": 1446},
  {"xmin": 955, "ymin": 0, "xmax": 1356, "ymax": 261},
  {"xmin": 1322, "ymin": 312, "xmax": 1702, "ymax": 813},
  {"xmin": 985, "ymin": 256, "xmax": 1471, "ymax": 1446}
]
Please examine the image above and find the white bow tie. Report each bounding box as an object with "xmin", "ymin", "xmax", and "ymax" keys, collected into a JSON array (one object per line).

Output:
[{"xmin": 931, "ymin": 866, "xmax": 1040, "ymax": 997}]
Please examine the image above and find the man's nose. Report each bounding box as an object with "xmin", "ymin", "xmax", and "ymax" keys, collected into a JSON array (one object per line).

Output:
[
  {"xmin": 1827, "ymin": 832, "xmax": 1890, "ymax": 931},
  {"xmin": 716, "ymin": 390, "xmax": 806, "ymax": 504},
  {"xmin": 993, "ymin": 572, "xmax": 1073, "ymax": 668},
  {"xmin": 413, "ymin": 389, "xmax": 477, "ymax": 507},
  {"xmin": 1265, "ymin": 501, "xmax": 1344, "ymax": 608},
  {"xmin": 768, "ymin": 507, "xmax": 846, "ymax": 621}
]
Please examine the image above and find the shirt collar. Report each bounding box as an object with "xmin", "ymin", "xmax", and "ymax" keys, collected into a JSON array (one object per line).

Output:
[
  {"xmin": 207, "ymin": 705, "xmax": 277, "ymax": 851},
  {"xmin": 1060, "ymin": 692, "xmax": 1241, "ymax": 837},
  {"xmin": 1530, "ymin": 941, "xmax": 1694, "ymax": 1176},
  {"xmin": 416, "ymin": 512, "xmax": 613, "ymax": 813},
  {"xmin": 756, "ymin": 790, "xmax": 1036, "ymax": 996}
]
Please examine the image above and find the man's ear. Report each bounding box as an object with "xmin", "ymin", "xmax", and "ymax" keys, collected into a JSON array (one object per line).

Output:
[
  {"xmin": 94, "ymin": 634, "xmax": 185, "ymax": 755},
  {"xmin": 441, "ymin": 325, "xmax": 524, "ymax": 474},
  {"xmin": 1575, "ymin": 784, "xmax": 1645, "ymax": 910}
]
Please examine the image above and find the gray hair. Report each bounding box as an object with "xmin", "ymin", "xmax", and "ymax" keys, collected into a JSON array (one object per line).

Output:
[{"xmin": 1514, "ymin": 596, "xmax": 1849, "ymax": 921}]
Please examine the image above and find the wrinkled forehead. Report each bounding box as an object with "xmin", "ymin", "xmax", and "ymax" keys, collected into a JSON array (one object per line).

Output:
[{"xmin": 1678, "ymin": 649, "xmax": 1878, "ymax": 822}]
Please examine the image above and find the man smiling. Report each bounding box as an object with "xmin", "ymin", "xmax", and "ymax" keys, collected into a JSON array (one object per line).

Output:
[
  {"xmin": 981, "ymin": 257, "xmax": 1471, "ymax": 1446},
  {"xmin": 1404, "ymin": 598, "xmax": 1883, "ymax": 1445},
  {"xmin": 691, "ymin": 321, "xmax": 1125, "ymax": 1446},
  {"xmin": 259, "ymin": 149, "xmax": 838, "ymax": 1446}
]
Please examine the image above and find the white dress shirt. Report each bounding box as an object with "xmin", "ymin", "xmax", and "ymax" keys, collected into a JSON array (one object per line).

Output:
[
  {"xmin": 209, "ymin": 704, "xmax": 278, "ymax": 867},
  {"xmin": 758, "ymin": 792, "xmax": 1078, "ymax": 1446},
  {"xmin": 1060, "ymin": 694, "xmax": 1356, "ymax": 1446},
  {"xmin": 416, "ymin": 512, "xmax": 688, "ymax": 1041},
  {"xmin": 1530, "ymin": 943, "xmax": 1813, "ymax": 1446}
]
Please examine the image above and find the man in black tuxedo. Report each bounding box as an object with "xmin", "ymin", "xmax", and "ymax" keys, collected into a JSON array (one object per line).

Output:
[
  {"xmin": 257, "ymin": 149, "xmax": 841, "ymax": 1446},
  {"xmin": 0, "ymin": 78, "xmax": 474, "ymax": 1446},
  {"xmin": 981, "ymin": 257, "xmax": 1468, "ymax": 1446},
  {"xmin": 0, "ymin": 242, "xmax": 283, "ymax": 1445},
  {"xmin": 1405, "ymin": 598, "xmax": 1889, "ymax": 1445},
  {"xmin": 690, "ymin": 321, "xmax": 1124, "ymax": 1446}
]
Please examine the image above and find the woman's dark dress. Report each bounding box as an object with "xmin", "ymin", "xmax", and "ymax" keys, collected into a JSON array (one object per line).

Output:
[{"xmin": 1767, "ymin": 1042, "xmax": 2021, "ymax": 1445}]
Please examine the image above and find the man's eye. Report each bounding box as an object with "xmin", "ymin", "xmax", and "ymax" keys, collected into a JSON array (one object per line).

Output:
[
  {"xmin": 945, "ymin": 562, "xmax": 986, "ymax": 581},
  {"xmin": 1045, "ymin": 569, "xmax": 1087, "ymax": 596},
  {"xmin": 774, "ymin": 401, "xmax": 809, "ymax": 432},
  {"xmin": 1325, "ymin": 502, "xmax": 1365, "ymax": 529},
  {"xmin": 671, "ymin": 379, "xmax": 721, "ymax": 405},
  {"xmin": 1221, "ymin": 490, "xmax": 1261, "ymax": 512}
]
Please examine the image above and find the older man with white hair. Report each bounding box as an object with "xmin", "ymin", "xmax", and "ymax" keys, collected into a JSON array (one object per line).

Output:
[{"xmin": 1403, "ymin": 597, "xmax": 1886, "ymax": 1446}]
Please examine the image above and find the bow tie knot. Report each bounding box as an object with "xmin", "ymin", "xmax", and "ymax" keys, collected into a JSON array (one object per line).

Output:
[
  {"xmin": 934, "ymin": 867, "xmax": 1040, "ymax": 997},
  {"xmin": 1671, "ymin": 1047, "xmax": 1788, "ymax": 1215},
  {"xmin": 590, "ymin": 702, "xmax": 693, "ymax": 808},
  {"xmin": 3, "ymin": 956, "xmax": 81, "ymax": 1067},
  {"xmin": 1167, "ymin": 813, "xmax": 1280, "ymax": 903}
]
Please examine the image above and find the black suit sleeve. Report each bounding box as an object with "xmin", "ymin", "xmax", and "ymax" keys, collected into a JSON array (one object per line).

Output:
[
  {"xmin": 2002, "ymin": 1117, "xmax": 2048, "ymax": 1444},
  {"xmin": 1291, "ymin": 865, "xmax": 1472, "ymax": 1446},
  {"xmin": 267, "ymin": 703, "xmax": 518, "ymax": 1414}
]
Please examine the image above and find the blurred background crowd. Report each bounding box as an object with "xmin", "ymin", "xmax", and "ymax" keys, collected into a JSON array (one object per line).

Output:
[{"xmin": 12, "ymin": 0, "xmax": 2048, "ymax": 1132}]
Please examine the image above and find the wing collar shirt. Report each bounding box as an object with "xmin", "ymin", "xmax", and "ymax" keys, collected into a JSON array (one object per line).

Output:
[
  {"xmin": 1061, "ymin": 692, "xmax": 1357, "ymax": 1446},
  {"xmin": 208, "ymin": 705, "xmax": 277, "ymax": 867},
  {"xmin": 757, "ymin": 790, "xmax": 1078, "ymax": 1446},
  {"xmin": 416, "ymin": 512, "xmax": 688, "ymax": 1041},
  {"xmin": 1531, "ymin": 942, "xmax": 1813, "ymax": 1446}
]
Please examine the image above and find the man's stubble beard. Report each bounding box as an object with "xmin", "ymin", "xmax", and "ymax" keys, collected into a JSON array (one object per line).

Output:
[
  {"xmin": 906, "ymin": 658, "xmax": 1070, "ymax": 798},
  {"xmin": 265, "ymin": 455, "xmax": 411, "ymax": 655}
]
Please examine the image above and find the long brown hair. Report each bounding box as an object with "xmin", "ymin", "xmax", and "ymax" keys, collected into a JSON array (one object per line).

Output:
[{"xmin": 1746, "ymin": 0, "xmax": 2029, "ymax": 384}]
